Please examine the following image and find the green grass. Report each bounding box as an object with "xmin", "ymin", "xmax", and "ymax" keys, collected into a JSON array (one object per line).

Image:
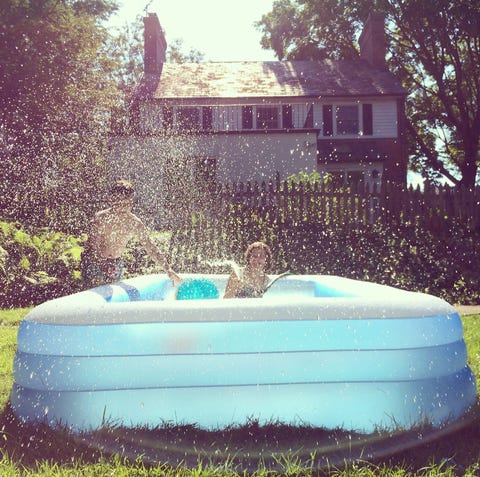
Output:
[
  {"xmin": 0, "ymin": 327, "xmax": 17, "ymax": 410},
  {"xmin": 1, "ymin": 308, "xmax": 480, "ymax": 476},
  {"xmin": 0, "ymin": 307, "xmax": 31, "ymax": 326},
  {"xmin": 0, "ymin": 307, "xmax": 29, "ymax": 410},
  {"xmin": 463, "ymin": 314, "xmax": 480, "ymax": 377}
]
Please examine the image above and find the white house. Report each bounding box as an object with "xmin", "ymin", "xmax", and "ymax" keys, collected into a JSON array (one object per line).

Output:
[{"xmin": 109, "ymin": 12, "xmax": 407, "ymax": 225}]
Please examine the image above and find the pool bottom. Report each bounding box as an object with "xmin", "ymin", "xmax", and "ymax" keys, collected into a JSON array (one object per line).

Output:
[{"xmin": 11, "ymin": 367, "xmax": 477, "ymax": 434}]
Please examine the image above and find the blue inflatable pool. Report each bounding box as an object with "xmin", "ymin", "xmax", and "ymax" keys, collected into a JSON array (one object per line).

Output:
[{"xmin": 10, "ymin": 274, "xmax": 477, "ymax": 433}]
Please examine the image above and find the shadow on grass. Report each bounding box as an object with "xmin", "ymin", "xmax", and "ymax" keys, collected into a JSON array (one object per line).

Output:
[
  {"xmin": 1, "ymin": 400, "xmax": 480, "ymax": 473},
  {"xmin": 0, "ymin": 402, "xmax": 102, "ymax": 467}
]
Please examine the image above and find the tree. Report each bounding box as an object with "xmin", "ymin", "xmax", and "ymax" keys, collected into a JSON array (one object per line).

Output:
[
  {"xmin": 168, "ymin": 38, "xmax": 205, "ymax": 63},
  {"xmin": 107, "ymin": 15, "xmax": 204, "ymax": 134},
  {"xmin": 0, "ymin": 0, "xmax": 120, "ymax": 233},
  {"xmin": 255, "ymin": 0, "xmax": 480, "ymax": 188},
  {"xmin": 0, "ymin": 1, "xmax": 206, "ymax": 233}
]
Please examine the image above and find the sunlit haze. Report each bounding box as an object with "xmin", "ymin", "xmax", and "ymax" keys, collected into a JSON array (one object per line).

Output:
[{"xmin": 109, "ymin": 0, "xmax": 276, "ymax": 61}]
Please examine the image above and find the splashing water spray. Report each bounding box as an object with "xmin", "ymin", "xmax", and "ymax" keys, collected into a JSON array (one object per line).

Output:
[{"xmin": 206, "ymin": 259, "xmax": 241, "ymax": 278}]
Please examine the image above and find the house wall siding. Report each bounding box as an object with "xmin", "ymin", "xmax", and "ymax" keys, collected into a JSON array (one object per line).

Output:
[
  {"xmin": 372, "ymin": 101, "xmax": 398, "ymax": 137},
  {"xmin": 109, "ymin": 132, "xmax": 318, "ymax": 226}
]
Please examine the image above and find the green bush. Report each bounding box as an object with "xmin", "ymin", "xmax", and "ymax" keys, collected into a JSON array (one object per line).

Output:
[
  {"xmin": 0, "ymin": 221, "xmax": 84, "ymax": 307},
  {"xmin": 170, "ymin": 213, "xmax": 480, "ymax": 305},
  {"xmin": 2, "ymin": 210, "xmax": 478, "ymax": 308}
]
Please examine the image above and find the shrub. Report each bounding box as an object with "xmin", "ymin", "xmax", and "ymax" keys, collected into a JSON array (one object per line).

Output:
[
  {"xmin": 0, "ymin": 221, "xmax": 84, "ymax": 307},
  {"xmin": 170, "ymin": 214, "xmax": 480, "ymax": 305}
]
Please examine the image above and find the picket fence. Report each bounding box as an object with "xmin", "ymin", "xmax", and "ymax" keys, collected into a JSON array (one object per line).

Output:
[
  {"xmin": 210, "ymin": 178, "xmax": 480, "ymax": 231},
  {"xmin": 168, "ymin": 179, "xmax": 479, "ymax": 272}
]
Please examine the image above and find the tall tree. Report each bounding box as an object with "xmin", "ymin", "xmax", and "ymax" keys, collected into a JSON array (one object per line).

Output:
[
  {"xmin": 256, "ymin": 0, "xmax": 480, "ymax": 187},
  {"xmin": 107, "ymin": 15, "xmax": 204, "ymax": 134},
  {"xmin": 0, "ymin": 0, "xmax": 120, "ymax": 232}
]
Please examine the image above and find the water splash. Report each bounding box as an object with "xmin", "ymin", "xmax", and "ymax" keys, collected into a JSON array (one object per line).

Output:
[{"xmin": 206, "ymin": 259, "xmax": 241, "ymax": 278}]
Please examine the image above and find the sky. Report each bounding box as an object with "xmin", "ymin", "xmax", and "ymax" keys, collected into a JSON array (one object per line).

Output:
[{"xmin": 109, "ymin": 0, "xmax": 277, "ymax": 61}]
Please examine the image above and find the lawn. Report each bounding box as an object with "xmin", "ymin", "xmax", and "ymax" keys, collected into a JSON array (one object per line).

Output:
[{"xmin": 1, "ymin": 307, "xmax": 480, "ymax": 476}]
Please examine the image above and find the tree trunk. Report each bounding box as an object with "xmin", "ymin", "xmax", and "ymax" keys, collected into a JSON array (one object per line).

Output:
[{"xmin": 459, "ymin": 137, "xmax": 479, "ymax": 189}]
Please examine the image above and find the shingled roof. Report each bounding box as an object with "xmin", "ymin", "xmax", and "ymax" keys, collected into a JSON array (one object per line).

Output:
[{"xmin": 149, "ymin": 60, "xmax": 406, "ymax": 100}]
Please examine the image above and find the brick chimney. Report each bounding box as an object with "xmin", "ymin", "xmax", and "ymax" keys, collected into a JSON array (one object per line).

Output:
[
  {"xmin": 358, "ymin": 12, "xmax": 386, "ymax": 68},
  {"xmin": 143, "ymin": 13, "xmax": 167, "ymax": 75}
]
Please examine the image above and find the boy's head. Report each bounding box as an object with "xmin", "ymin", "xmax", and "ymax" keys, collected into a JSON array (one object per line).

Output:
[
  {"xmin": 109, "ymin": 180, "xmax": 135, "ymax": 210},
  {"xmin": 110, "ymin": 179, "xmax": 135, "ymax": 198}
]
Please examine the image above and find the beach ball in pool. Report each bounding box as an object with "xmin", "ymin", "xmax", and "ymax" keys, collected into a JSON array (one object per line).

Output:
[{"xmin": 176, "ymin": 278, "xmax": 219, "ymax": 300}]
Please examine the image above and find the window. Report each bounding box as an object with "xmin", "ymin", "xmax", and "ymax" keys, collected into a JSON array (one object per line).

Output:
[
  {"xmin": 256, "ymin": 106, "xmax": 279, "ymax": 129},
  {"xmin": 346, "ymin": 170, "xmax": 365, "ymax": 189},
  {"xmin": 322, "ymin": 105, "xmax": 333, "ymax": 136},
  {"xmin": 324, "ymin": 170, "xmax": 366, "ymax": 190},
  {"xmin": 176, "ymin": 107, "xmax": 200, "ymax": 131},
  {"xmin": 362, "ymin": 104, "xmax": 373, "ymax": 135},
  {"xmin": 322, "ymin": 103, "xmax": 372, "ymax": 136},
  {"xmin": 336, "ymin": 105, "xmax": 359, "ymax": 135},
  {"xmin": 303, "ymin": 104, "xmax": 313, "ymax": 128}
]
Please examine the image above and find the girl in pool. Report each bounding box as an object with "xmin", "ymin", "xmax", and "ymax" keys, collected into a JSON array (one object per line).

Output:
[{"xmin": 224, "ymin": 241, "xmax": 272, "ymax": 298}]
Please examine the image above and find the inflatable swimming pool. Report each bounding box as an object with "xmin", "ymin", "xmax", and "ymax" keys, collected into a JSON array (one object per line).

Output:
[{"xmin": 11, "ymin": 274, "xmax": 477, "ymax": 433}]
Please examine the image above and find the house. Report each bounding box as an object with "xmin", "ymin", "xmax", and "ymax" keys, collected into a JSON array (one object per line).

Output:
[{"xmin": 109, "ymin": 12, "xmax": 407, "ymax": 225}]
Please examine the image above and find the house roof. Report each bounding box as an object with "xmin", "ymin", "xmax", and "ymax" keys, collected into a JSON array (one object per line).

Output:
[{"xmin": 148, "ymin": 60, "xmax": 406, "ymax": 100}]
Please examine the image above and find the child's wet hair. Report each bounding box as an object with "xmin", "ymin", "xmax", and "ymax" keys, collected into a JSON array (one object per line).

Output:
[
  {"xmin": 244, "ymin": 241, "xmax": 272, "ymax": 270},
  {"xmin": 110, "ymin": 179, "xmax": 134, "ymax": 197}
]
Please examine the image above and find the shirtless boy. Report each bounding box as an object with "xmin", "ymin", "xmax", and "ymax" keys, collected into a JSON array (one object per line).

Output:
[{"xmin": 81, "ymin": 180, "xmax": 182, "ymax": 287}]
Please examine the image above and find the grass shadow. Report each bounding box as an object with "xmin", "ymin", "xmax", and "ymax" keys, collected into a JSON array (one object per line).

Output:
[
  {"xmin": 0, "ymin": 401, "xmax": 101, "ymax": 467},
  {"xmin": 1, "ymin": 400, "xmax": 480, "ymax": 473},
  {"xmin": 86, "ymin": 410, "xmax": 480, "ymax": 472}
]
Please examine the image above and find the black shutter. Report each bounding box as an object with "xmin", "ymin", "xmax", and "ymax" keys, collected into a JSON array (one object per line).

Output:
[
  {"xmin": 322, "ymin": 105, "xmax": 332, "ymax": 136},
  {"xmin": 282, "ymin": 104, "xmax": 293, "ymax": 129},
  {"xmin": 363, "ymin": 103, "xmax": 373, "ymax": 135},
  {"xmin": 202, "ymin": 106, "xmax": 213, "ymax": 130},
  {"xmin": 242, "ymin": 106, "xmax": 253, "ymax": 129}
]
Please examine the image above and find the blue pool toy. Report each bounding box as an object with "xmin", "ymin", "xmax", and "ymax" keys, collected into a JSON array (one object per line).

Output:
[{"xmin": 176, "ymin": 278, "xmax": 219, "ymax": 300}]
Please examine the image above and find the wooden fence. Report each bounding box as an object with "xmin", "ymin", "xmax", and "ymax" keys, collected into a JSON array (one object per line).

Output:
[
  {"xmin": 208, "ymin": 178, "xmax": 480, "ymax": 232},
  {"xmin": 168, "ymin": 178, "xmax": 480, "ymax": 274}
]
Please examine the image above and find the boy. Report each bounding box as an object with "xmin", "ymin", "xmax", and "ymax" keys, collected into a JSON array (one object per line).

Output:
[{"xmin": 81, "ymin": 179, "xmax": 181, "ymax": 287}]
